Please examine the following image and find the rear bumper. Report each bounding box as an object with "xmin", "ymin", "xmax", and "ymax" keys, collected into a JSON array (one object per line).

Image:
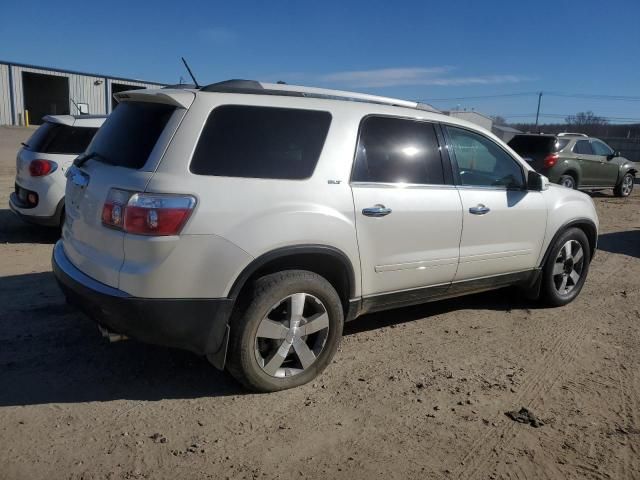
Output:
[
  {"xmin": 51, "ymin": 241, "xmax": 233, "ymax": 368},
  {"xmin": 9, "ymin": 191, "xmax": 64, "ymax": 227}
]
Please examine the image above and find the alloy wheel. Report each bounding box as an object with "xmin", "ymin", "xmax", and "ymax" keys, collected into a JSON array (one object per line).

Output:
[
  {"xmin": 552, "ymin": 240, "xmax": 585, "ymax": 295},
  {"xmin": 621, "ymin": 175, "xmax": 634, "ymax": 196},
  {"xmin": 561, "ymin": 177, "xmax": 574, "ymax": 189},
  {"xmin": 254, "ymin": 293, "xmax": 330, "ymax": 378}
]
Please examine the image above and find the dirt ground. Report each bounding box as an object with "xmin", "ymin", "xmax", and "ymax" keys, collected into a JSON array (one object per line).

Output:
[{"xmin": 0, "ymin": 125, "xmax": 639, "ymax": 480}]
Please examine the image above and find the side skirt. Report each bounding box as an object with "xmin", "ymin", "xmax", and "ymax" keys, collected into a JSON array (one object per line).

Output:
[{"xmin": 356, "ymin": 269, "xmax": 539, "ymax": 316}]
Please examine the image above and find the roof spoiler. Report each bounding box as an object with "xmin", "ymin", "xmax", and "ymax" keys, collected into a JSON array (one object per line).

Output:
[{"xmin": 113, "ymin": 89, "xmax": 195, "ymax": 109}]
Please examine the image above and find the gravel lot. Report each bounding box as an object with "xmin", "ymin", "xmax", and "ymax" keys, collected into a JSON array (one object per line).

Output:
[{"xmin": 1, "ymin": 125, "xmax": 639, "ymax": 480}]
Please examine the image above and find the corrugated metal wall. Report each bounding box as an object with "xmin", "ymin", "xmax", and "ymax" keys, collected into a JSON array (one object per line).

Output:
[
  {"xmin": 13, "ymin": 65, "xmax": 109, "ymax": 121},
  {"xmin": 0, "ymin": 62, "xmax": 163, "ymax": 125},
  {"xmin": 0, "ymin": 64, "xmax": 12, "ymax": 125}
]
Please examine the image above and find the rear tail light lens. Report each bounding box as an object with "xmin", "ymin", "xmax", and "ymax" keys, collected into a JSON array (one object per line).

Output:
[
  {"xmin": 29, "ymin": 159, "xmax": 57, "ymax": 176},
  {"xmin": 543, "ymin": 153, "xmax": 559, "ymax": 169},
  {"xmin": 102, "ymin": 189, "xmax": 196, "ymax": 236}
]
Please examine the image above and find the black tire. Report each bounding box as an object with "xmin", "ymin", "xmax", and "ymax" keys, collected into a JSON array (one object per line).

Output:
[
  {"xmin": 558, "ymin": 174, "xmax": 576, "ymax": 190},
  {"xmin": 225, "ymin": 270, "xmax": 344, "ymax": 392},
  {"xmin": 539, "ymin": 228, "xmax": 591, "ymax": 307},
  {"xmin": 613, "ymin": 172, "xmax": 634, "ymax": 197}
]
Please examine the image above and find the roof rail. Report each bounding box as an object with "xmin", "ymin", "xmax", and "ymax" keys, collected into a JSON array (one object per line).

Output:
[
  {"xmin": 200, "ymin": 79, "xmax": 440, "ymax": 113},
  {"xmin": 557, "ymin": 132, "xmax": 588, "ymax": 137}
]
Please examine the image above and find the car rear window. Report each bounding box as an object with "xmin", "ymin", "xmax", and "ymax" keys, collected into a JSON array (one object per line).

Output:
[
  {"xmin": 190, "ymin": 105, "xmax": 331, "ymax": 179},
  {"xmin": 23, "ymin": 122, "xmax": 98, "ymax": 154},
  {"xmin": 86, "ymin": 101, "xmax": 175, "ymax": 169},
  {"xmin": 508, "ymin": 136, "xmax": 568, "ymax": 155}
]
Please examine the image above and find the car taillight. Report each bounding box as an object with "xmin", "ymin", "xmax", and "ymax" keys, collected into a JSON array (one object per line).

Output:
[
  {"xmin": 543, "ymin": 153, "xmax": 559, "ymax": 169},
  {"xmin": 29, "ymin": 159, "xmax": 56, "ymax": 176},
  {"xmin": 101, "ymin": 189, "xmax": 196, "ymax": 236}
]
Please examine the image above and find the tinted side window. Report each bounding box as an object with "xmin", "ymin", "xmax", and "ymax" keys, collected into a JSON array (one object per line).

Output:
[
  {"xmin": 352, "ymin": 116, "xmax": 444, "ymax": 184},
  {"xmin": 573, "ymin": 140, "xmax": 593, "ymax": 155},
  {"xmin": 446, "ymin": 126, "xmax": 524, "ymax": 188},
  {"xmin": 591, "ymin": 140, "xmax": 613, "ymax": 156},
  {"xmin": 191, "ymin": 106, "xmax": 331, "ymax": 179}
]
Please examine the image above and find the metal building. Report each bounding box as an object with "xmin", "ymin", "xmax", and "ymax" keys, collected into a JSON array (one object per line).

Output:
[
  {"xmin": 0, "ymin": 60, "xmax": 164, "ymax": 126},
  {"xmin": 444, "ymin": 110, "xmax": 494, "ymax": 132}
]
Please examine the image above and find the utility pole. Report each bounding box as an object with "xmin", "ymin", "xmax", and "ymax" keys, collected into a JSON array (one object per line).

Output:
[{"xmin": 534, "ymin": 92, "xmax": 543, "ymax": 131}]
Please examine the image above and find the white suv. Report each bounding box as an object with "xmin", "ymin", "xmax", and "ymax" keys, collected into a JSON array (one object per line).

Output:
[
  {"xmin": 52, "ymin": 81, "xmax": 598, "ymax": 392},
  {"xmin": 10, "ymin": 115, "xmax": 106, "ymax": 227}
]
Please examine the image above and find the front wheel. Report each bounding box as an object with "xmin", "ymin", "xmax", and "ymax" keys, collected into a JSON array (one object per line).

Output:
[
  {"xmin": 539, "ymin": 228, "xmax": 591, "ymax": 307},
  {"xmin": 225, "ymin": 270, "xmax": 344, "ymax": 392},
  {"xmin": 614, "ymin": 173, "xmax": 634, "ymax": 197}
]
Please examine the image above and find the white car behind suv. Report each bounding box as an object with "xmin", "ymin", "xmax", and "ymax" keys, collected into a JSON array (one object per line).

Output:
[
  {"xmin": 52, "ymin": 81, "xmax": 598, "ymax": 392},
  {"xmin": 10, "ymin": 114, "xmax": 106, "ymax": 227}
]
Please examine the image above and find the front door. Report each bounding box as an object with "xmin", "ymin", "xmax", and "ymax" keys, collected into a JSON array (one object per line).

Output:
[
  {"xmin": 351, "ymin": 116, "xmax": 463, "ymax": 298},
  {"xmin": 443, "ymin": 125, "xmax": 547, "ymax": 281}
]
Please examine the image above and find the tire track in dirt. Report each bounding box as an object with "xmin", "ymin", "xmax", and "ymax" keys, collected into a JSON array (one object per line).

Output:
[
  {"xmin": 453, "ymin": 309, "xmax": 590, "ymax": 479},
  {"xmin": 451, "ymin": 252, "xmax": 632, "ymax": 479}
]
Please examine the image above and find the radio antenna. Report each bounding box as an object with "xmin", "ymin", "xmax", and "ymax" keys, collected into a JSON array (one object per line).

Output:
[{"xmin": 181, "ymin": 57, "xmax": 200, "ymax": 88}]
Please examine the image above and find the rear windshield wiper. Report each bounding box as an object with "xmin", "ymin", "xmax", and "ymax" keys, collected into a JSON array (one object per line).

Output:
[
  {"xmin": 21, "ymin": 142, "xmax": 30, "ymax": 149},
  {"xmin": 74, "ymin": 151, "xmax": 107, "ymax": 167}
]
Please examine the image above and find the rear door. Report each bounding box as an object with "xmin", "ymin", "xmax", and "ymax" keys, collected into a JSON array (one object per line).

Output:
[
  {"xmin": 63, "ymin": 100, "xmax": 185, "ymax": 287},
  {"xmin": 443, "ymin": 125, "xmax": 547, "ymax": 281},
  {"xmin": 572, "ymin": 139, "xmax": 599, "ymax": 186},
  {"xmin": 590, "ymin": 139, "xmax": 620, "ymax": 186},
  {"xmin": 351, "ymin": 116, "xmax": 462, "ymax": 298}
]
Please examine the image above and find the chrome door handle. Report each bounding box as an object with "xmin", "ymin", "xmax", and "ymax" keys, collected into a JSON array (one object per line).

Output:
[
  {"xmin": 469, "ymin": 204, "xmax": 490, "ymax": 215},
  {"xmin": 362, "ymin": 204, "xmax": 392, "ymax": 217}
]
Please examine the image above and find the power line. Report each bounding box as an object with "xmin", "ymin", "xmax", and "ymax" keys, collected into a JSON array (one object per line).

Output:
[
  {"xmin": 419, "ymin": 91, "xmax": 640, "ymax": 103},
  {"xmin": 546, "ymin": 92, "xmax": 640, "ymax": 101},
  {"xmin": 417, "ymin": 92, "xmax": 538, "ymax": 102}
]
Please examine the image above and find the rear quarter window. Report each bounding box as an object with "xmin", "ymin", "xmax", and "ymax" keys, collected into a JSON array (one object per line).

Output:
[
  {"xmin": 190, "ymin": 105, "xmax": 332, "ymax": 179},
  {"xmin": 23, "ymin": 122, "xmax": 98, "ymax": 154}
]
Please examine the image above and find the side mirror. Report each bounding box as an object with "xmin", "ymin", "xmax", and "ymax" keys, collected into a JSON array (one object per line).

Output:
[
  {"xmin": 607, "ymin": 151, "xmax": 620, "ymax": 160},
  {"xmin": 527, "ymin": 170, "xmax": 544, "ymax": 191}
]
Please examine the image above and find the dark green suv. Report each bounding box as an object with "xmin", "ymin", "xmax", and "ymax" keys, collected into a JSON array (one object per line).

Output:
[{"xmin": 508, "ymin": 133, "xmax": 637, "ymax": 197}]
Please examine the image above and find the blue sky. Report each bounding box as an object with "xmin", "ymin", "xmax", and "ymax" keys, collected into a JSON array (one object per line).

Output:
[{"xmin": 3, "ymin": 0, "xmax": 640, "ymax": 123}]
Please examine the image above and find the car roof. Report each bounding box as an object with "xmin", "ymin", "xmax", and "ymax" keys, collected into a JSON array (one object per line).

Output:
[
  {"xmin": 42, "ymin": 114, "xmax": 107, "ymax": 128},
  {"xmin": 113, "ymin": 81, "xmax": 520, "ymax": 154}
]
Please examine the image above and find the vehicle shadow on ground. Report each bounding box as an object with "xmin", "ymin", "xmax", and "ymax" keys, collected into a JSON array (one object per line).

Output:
[
  {"xmin": 0, "ymin": 208, "xmax": 59, "ymax": 244},
  {"xmin": 345, "ymin": 287, "xmax": 541, "ymax": 336},
  {"xmin": 597, "ymin": 230, "xmax": 640, "ymax": 259},
  {"xmin": 0, "ymin": 271, "xmax": 541, "ymax": 406},
  {"xmin": 0, "ymin": 272, "xmax": 243, "ymax": 407}
]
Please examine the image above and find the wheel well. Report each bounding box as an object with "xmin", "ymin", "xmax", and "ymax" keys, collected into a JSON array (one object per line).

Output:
[
  {"xmin": 541, "ymin": 220, "xmax": 598, "ymax": 268},
  {"xmin": 561, "ymin": 170, "xmax": 579, "ymax": 182},
  {"xmin": 566, "ymin": 222, "xmax": 597, "ymax": 261},
  {"xmin": 230, "ymin": 250, "xmax": 354, "ymax": 315}
]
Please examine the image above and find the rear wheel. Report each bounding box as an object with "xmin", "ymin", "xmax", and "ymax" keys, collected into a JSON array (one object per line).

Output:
[
  {"xmin": 614, "ymin": 173, "xmax": 634, "ymax": 197},
  {"xmin": 558, "ymin": 174, "xmax": 576, "ymax": 189},
  {"xmin": 540, "ymin": 228, "xmax": 590, "ymax": 307},
  {"xmin": 226, "ymin": 270, "xmax": 344, "ymax": 392}
]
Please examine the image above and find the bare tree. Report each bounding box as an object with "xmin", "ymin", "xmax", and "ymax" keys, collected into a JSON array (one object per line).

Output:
[
  {"xmin": 490, "ymin": 115, "xmax": 507, "ymax": 126},
  {"xmin": 565, "ymin": 111, "xmax": 609, "ymax": 126}
]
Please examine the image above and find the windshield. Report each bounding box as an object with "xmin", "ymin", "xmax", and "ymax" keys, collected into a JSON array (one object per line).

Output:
[{"xmin": 86, "ymin": 101, "xmax": 176, "ymax": 169}]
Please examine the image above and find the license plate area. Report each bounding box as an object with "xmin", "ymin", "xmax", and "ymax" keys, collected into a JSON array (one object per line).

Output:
[{"xmin": 66, "ymin": 165, "xmax": 90, "ymax": 212}]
